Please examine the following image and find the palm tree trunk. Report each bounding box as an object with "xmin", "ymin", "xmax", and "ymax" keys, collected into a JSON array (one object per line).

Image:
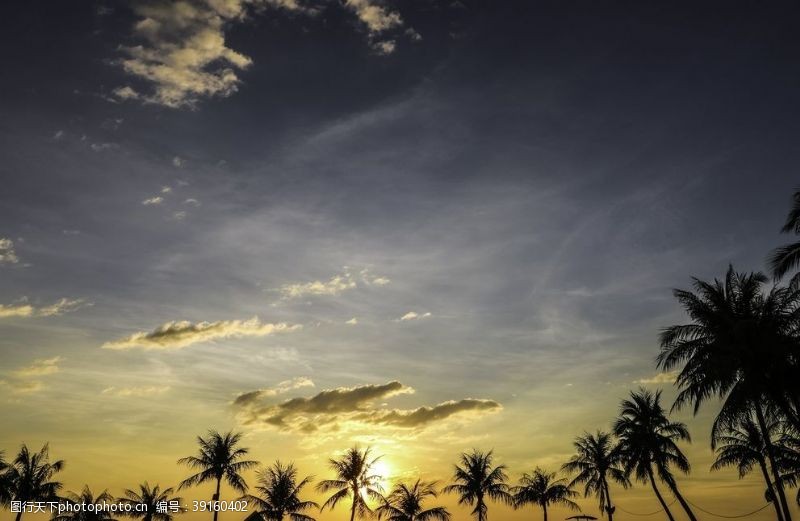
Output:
[
  {"xmin": 603, "ymin": 480, "xmax": 614, "ymax": 521},
  {"xmin": 646, "ymin": 467, "xmax": 675, "ymax": 521},
  {"xmin": 757, "ymin": 457, "xmax": 784, "ymax": 521},
  {"xmin": 477, "ymin": 495, "xmax": 486, "ymax": 521},
  {"xmin": 755, "ymin": 402, "xmax": 793, "ymax": 521},
  {"xmin": 213, "ymin": 478, "xmax": 222, "ymax": 521},
  {"xmin": 349, "ymin": 498, "xmax": 356, "ymax": 521},
  {"xmin": 15, "ymin": 510, "xmax": 24, "ymax": 521},
  {"xmin": 542, "ymin": 503, "xmax": 548, "ymax": 521},
  {"xmin": 662, "ymin": 476, "xmax": 697, "ymax": 521}
]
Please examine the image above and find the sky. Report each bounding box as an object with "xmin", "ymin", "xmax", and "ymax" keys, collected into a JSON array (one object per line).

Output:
[{"xmin": 2, "ymin": 1, "xmax": 800, "ymax": 520}]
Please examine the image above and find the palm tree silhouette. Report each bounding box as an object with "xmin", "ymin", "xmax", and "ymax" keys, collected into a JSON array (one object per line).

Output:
[
  {"xmin": 658, "ymin": 266, "xmax": 800, "ymax": 520},
  {"xmin": 242, "ymin": 461, "xmax": 318, "ymax": 521},
  {"xmin": 178, "ymin": 430, "xmax": 258, "ymax": 521},
  {"xmin": 511, "ymin": 468, "xmax": 579, "ymax": 521},
  {"xmin": 443, "ymin": 450, "xmax": 511, "ymax": 521},
  {"xmin": 5, "ymin": 443, "xmax": 65, "ymax": 521},
  {"xmin": 118, "ymin": 482, "xmax": 184, "ymax": 521},
  {"xmin": 316, "ymin": 446, "xmax": 385, "ymax": 521},
  {"xmin": 52, "ymin": 486, "xmax": 117, "ymax": 521},
  {"xmin": 562, "ymin": 432, "xmax": 628, "ymax": 521},
  {"xmin": 711, "ymin": 413, "xmax": 788, "ymax": 521},
  {"xmin": 0, "ymin": 451, "xmax": 10, "ymax": 507},
  {"xmin": 376, "ymin": 480, "xmax": 450, "ymax": 521},
  {"xmin": 769, "ymin": 189, "xmax": 800, "ymax": 281},
  {"xmin": 613, "ymin": 390, "xmax": 696, "ymax": 521}
]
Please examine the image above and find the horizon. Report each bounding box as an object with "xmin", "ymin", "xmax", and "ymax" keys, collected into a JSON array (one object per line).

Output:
[{"xmin": 2, "ymin": 2, "xmax": 800, "ymax": 521}]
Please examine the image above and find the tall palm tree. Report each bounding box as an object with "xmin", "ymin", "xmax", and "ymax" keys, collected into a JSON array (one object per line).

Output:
[
  {"xmin": 0, "ymin": 451, "xmax": 10, "ymax": 507},
  {"xmin": 316, "ymin": 446, "xmax": 385, "ymax": 521},
  {"xmin": 769, "ymin": 189, "xmax": 800, "ymax": 282},
  {"xmin": 242, "ymin": 461, "xmax": 318, "ymax": 521},
  {"xmin": 511, "ymin": 468, "xmax": 578, "ymax": 521},
  {"xmin": 178, "ymin": 430, "xmax": 258, "ymax": 521},
  {"xmin": 562, "ymin": 432, "xmax": 628, "ymax": 521},
  {"xmin": 376, "ymin": 480, "xmax": 450, "ymax": 521},
  {"xmin": 658, "ymin": 266, "xmax": 800, "ymax": 521},
  {"xmin": 711, "ymin": 414, "xmax": 787, "ymax": 521},
  {"xmin": 443, "ymin": 450, "xmax": 511, "ymax": 521},
  {"xmin": 613, "ymin": 390, "xmax": 697, "ymax": 521},
  {"xmin": 118, "ymin": 482, "xmax": 183, "ymax": 521},
  {"xmin": 5, "ymin": 444, "xmax": 65, "ymax": 521},
  {"xmin": 52, "ymin": 486, "xmax": 117, "ymax": 521}
]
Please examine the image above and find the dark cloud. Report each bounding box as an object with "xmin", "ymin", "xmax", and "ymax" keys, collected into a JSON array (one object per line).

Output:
[{"xmin": 235, "ymin": 381, "xmax": 501, "ymax": 433}]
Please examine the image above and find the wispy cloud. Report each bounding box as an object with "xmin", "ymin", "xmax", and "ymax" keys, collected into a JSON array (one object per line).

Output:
[
  {"xmin": 0, "ymin": 238, "xmax": 19, "ymax": 265},
  {"xmin": 278, "ymin": 268, "xmax": 390, "ymax": 299},
  {"xmin": 102, "ymin": 317, "xmax": 301, "ymax": 350},
  {"xmin": 142, "ymin": 196, "xmax": 164, "ymax": 206},
  {"xmin": 633, "ymin": 371, "xmax": 678, "ymax": 385},
  {"xmin": 399, "ymin": 311, "xmax": 431, "ymax": 321},
  {"xmin": 102, "ymin": 385, "xmax": 171, "ymax": 397},
  {"xmin": 13, "ymin": 356, "xmax": 63, "ymax": 377},
  {"xmin": 0, "ymin": 298, "xmax": 88, "ymax": 319}
]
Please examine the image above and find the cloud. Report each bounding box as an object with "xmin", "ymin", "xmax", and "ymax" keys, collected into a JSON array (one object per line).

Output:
[
  {"xmin": 37, "ymin": 298, "xmax": 89, "ymax": 317},
  {"xmin": 113, "ymin": 0, "xmax": 254, "ymax": 108},
  {"xmin": 0, "ymin": 238, "xmax": 19, "ymax": 265},
  {"xmin": 278, "ymin": 269, "xmax": 390, "ymax": 299},
  {"xmin": 53, "ymin": 130, "xmax": 65, "ymax": 140},
  {"xmin": 233, "ymin": 376, "xmax": 315, "ymax": 407},
  {"xmin": 102, "ymin": 317, "xmax": 301, "ymax": 350},
  {"xmin": 173, "ymin": 211, "xmax": 187, "ymax": 220},
  {"xmin": 173, "ymin": 156, "xmax": 184, "ymax": 167},
  {"xmin": 399, "ymin": 311, "xmax": 431, "ymax": 321},
  {"xmin": 102, "ymin": 385, "xmax": 171, "ymax": 397},
  {"xmin": 355, "ymin": 399, "xmax": 502, "ymax": 428},
  {"xmin": 0, "ymin": 379, "xmax": 45, "ymax": 395},
  {"xmin": 184, "ymin": 198, "xmax": 201, "ymax": 206},
  {"xmin": 142, "ymin": 196, "xmax": 164, "ymax": 205},
  {"xmin": 345, "ymin": 317, "xmax": 358, "ymax": 325},
  {"xmin": 13, "ymin": 357, "xmax": 63, "ymax": 377},
  {"xmin": 633, "ymin": 371, "xmax": 678, "ymax": 385},
  {"xmin": 111, "ymin": 0, "xmax": 416, "ymax": 108},
  {"xmin": 235, "ymin": 380, "xmax": 501, "ymax": 434},
  {"xmin": 0, "ymin": 303, "xmax": 34, "ymax": 318},
  {"xmin": 0, "ymin": 298, "xmax": 88, "ymax": 319},
  {"xmin": 90, "ymin": 143, "xmax": 118, "ymax": 152},
  {"xmin": 279, "ymin": 273, "xmax": 357, "ymax": 298}
]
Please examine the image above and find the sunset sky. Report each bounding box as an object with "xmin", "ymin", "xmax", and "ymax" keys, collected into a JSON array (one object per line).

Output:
[{"xmin": 2, "ymin": 1, "xmax": 800, "ymax": 520}]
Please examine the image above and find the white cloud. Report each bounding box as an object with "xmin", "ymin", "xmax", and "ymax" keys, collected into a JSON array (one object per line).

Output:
[
  {"xmin": 173, "ymin": 156, "xmax": 184, "ymax": 167},
  {"xmin": 102, "ymin": 317, "xmax": 301, "ymax": 350},
  {"xmin": 142, "ymin": 196, "xmax": 164, "ymax": 206},
  {"xmin": 399, "ymin": 311, "xmax": 431, "ymax": 321},
  {"xmin": 232, "ymin": 376, "xmax": 315, "ymax": 406},
  {"xmin": 345, "ymin": 317, "xmax": 358, "ymax": 325},
  {"xmin": 112, "ymin": 86, "xmax": 140, "ymax": 100},
  {"xmin": 0, "ymin": 238, "xmax": 19, "ymax": 265},
  {"xmin": 161, "ymin": 186, "xmax": 173, "ymax": 193},
  {"xmin": 184, "ymin": 198, "xmax": 201, "ymax": 206},
  {"xmin": 280, "ymin": 273, "xmax": 357, "ymax": 299},
  {"xmin": 90, "ymin": 142, "xmax": 118, "ymax": 152},
  {"xmin": 0, "ymin": 298, "xmax": 88, "ymax": 319},
  {"xmin": 53, "ymin": 130, "xmax": 65, "ymax": 140},
  {"xmin": 13, "ymin": 357, "xmax": 63, "ymax": 378},
  {"xmin": 102, "ymin": 385, "xmax": 171, "ymax": 397},
  {"xmin": 633, "ymin": 371, "xmax": 678, "ymax": 385},
  {"xmin": 173, "ymin": 211, "xmax": 187, "ymax": 220}
]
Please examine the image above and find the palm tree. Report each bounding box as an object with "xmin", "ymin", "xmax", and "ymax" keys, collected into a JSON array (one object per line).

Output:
[
  {"xmin": 178, "ymin": 430, "xmax": 258, "ymax": 521},
  {"xmin": 242, "ymin": 461, "xmax": 318, "ymax": 521},
  {"xmin": 511, "ymin": 468, "xmax": 579, "ymax": 521},
  {"xmin": 657, "ymin": 266, "xmax": 800, "ymax": 521},
  {"xmin": 769, "ymin": 189, "xmax": 800, "ymax": 282},
  {"xmin": 376, "ymin": 480, "xmax": 450, "ymax": 521},
  {"xmin": 711, "ymin": 414, "xmax": 787, "ymax": 521},
  {"xmin": 443, "ymin": 450, "xmax": 511, "ymax": 521},
  {"xmin": 52, "ymin": 486, "xmax": 117, "ymax": 521},
  {"xmin": 0, "ymin": 451, "xmax": 10, "ymax": 507},
  {"xmin": 613, "ymin": 389, "xmax": 697, "ymax": 521},
  {"xmin": 5, "ymin": 444, "xmax": 65, "ymax": 521},
  {"xmin": 562, "ymin": 432, "xmax": 628, "ymax": 521},
  {"xmin": 118, "ymin": 482, "xmax": 184, "ymax": 521},
  {"xmin": 316, "ymin": 446, "xmax": 385, "ymax": 521}
]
